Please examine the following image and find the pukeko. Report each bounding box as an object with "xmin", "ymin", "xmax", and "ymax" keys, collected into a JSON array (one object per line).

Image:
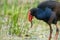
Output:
[{"xmin": 28, "ymin": 1, "xmax": 60, "ymax": 40}]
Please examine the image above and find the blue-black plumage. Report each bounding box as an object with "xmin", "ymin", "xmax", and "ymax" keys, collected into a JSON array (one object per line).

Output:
[
  {"xmin": 30, "ymin": 7, "xmax": 57, "ymax": 24},
  {"xmin": 30, "ymin": 7, "xmax": 56, "ymax": 24},
  {"xmin": 28, "ymin": 1, "xmax": 60, "ymax": 40},
  {"xmin": 35, "ymin": 7, "xmax": 52, "ymax": 20}
]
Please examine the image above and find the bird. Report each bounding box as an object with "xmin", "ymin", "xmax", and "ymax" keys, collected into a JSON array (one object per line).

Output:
[{"xmin": 28, "ymin": 1, "xmax": 60, "ymax": 40}]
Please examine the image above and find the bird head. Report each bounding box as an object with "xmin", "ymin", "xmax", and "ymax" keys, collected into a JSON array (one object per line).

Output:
[
  {"xmin": 28, "ymin": 8, "xmax": 37, "ymax": 22},
  {"xmin": 28, "ymin": 8, "xmax": 37, "ymax": 27}
]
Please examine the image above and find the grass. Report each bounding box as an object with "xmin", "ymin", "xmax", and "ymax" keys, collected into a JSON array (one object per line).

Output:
[
  {"xmin": 0, "ymin": 0, "xmax": 60, "ymax": 40},
  {"xmin": 1, "ymin": 0, "xmax": 40, "ymax": 36}
]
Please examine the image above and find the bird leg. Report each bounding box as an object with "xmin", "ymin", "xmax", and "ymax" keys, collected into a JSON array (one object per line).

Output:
[
  {"xmin": 48, "ymin": 24, "xmax": 53, "ymax": 40},
  {"xmin": 54, "ymin": 23, "xmax": 59, "ymax": 40},
  {"xmin": 48, "ymin": 12, "xmax": 55, "ymax": 40}
]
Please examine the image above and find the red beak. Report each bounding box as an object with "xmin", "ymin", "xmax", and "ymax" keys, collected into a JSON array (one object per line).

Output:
[{"xmin": 28, "ymin": 11, "xmax": 33, "ymax": 22}]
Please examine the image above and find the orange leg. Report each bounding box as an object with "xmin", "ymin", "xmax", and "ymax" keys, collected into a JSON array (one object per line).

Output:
[
  {"xmin": 48, "ymin": 24, "xmax": 53, "ymax": 40},
  {"xmin": 54, "ymin": 23, "xmax": 59, "ymax": 40}
]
